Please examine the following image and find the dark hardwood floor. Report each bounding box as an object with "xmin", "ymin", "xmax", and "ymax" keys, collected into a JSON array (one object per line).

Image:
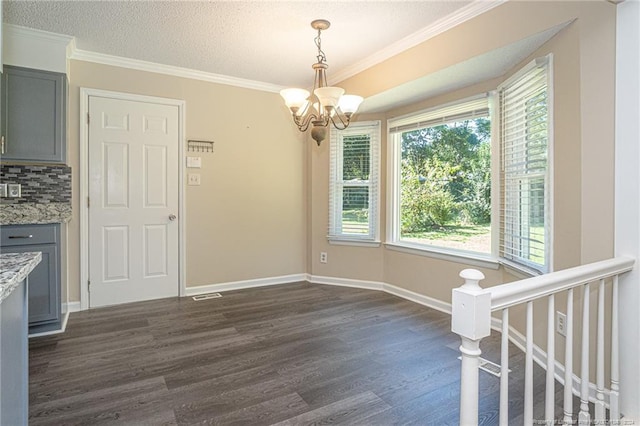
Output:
[{"xmin": 29, "ymin": 282, "xmax": 562, "ymax": 425}]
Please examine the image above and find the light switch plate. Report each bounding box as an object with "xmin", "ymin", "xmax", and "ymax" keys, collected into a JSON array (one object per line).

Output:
[
  {"xmin": 186, "ymin": 156, "xmax": 202, "ymax": 168},
  {"xmin": 187, "ymin": 173, "xmax": 201, "ymax": 186},
  {"xmin": 8, "ymin": 184, "xmax": 21, "ymax": 198},
  {"xmin": 0, "ymin": 184, "xmax": 7, "ymax": 197}
]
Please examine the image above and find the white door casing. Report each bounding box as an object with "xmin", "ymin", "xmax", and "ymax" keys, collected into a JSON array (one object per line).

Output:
[{"xmin": 88, "ymin": 95, "xmax": 180, "ymax": 307}]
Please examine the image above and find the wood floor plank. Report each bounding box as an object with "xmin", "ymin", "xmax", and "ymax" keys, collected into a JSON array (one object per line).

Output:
[
  {"xmin": 201, "ymin": 393, "xmax": 309, "ymax": 426},
  {"xmin": 30, "ymin": 376, "xmax": 172, "ymax": 425},
  {"xmin": 270, "ymin": 391, "xmax": 391, "ymax": 426},
  {"xmin": 29, "ymin": 281, "xmax": 566, "ymax": 425}
]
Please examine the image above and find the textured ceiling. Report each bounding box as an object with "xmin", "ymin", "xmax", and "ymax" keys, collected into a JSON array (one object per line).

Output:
[{"xmin": 2, "ymin": 0, "xmax": 474, "ymax": 88}]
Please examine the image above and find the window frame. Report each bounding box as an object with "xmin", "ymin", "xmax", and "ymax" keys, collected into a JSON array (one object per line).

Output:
[
  {"xmin": 497, "ymin": 55, "xmax": 554, "ymax": 274},
  {"xmin": 385, "ymin": 55, "xmax": 553, "ymax": 274},
  {"xmin": 328, "ymin": 120, "xmax": 381, "ymax": 246},
  {"xmin": 386, "ymin": 95, "xmax": 498, "ymax": 268}
]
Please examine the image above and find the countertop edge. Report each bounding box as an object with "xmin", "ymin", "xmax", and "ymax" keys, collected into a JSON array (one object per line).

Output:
[
  {"xmin": 0, "ymin": 252, "xmax": 42, "ymax": 303},
  {"xmin": 0, "ymin": 202, "xmax": 72, "ymax": 226}
]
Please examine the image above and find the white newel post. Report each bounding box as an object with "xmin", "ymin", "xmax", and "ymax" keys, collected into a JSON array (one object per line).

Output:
[{"xmin": 452, "ymin": 269, "xmax": 492, "ymax": 426}]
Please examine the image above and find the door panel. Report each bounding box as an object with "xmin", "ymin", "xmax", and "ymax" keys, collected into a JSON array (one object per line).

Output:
[
  {"xmin": 143, "ymin": 145, "xmax": 168, "ymax": 207},
  {"xmin": 144, "ymin": 224, "xmax": 168, "ymax": 277},
  {"xmin": 89, "ymin": 96, "xmax": 179, "ymax": 307},
  {"xmin": 103, "ymin": 142, "xmax": 129, "ymax": 208},
  {"xmin": 102, "ymin": 225, "xmax": 129, "ymax": 282}
]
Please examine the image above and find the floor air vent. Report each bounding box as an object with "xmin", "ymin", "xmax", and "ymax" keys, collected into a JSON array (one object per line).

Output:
[
  {"xmin": 192, "ymin": 293, "xmax": 222, "ymax": 301},
  {"xmin": 458, "ymin": 356, "xmax": 510, "ymax": 378}
]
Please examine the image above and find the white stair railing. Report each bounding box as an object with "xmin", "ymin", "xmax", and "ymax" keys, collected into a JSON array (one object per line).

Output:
[{"xmin": 451, "ymin": 257, "xmax": 634, "ymax": 426}]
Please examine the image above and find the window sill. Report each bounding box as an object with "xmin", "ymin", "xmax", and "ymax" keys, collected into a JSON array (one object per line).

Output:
[
  {"xmin": 384, "ymin": 241, "xmax": 500, "ymax": 270},
  {"xmin": 500, "ymin": 259, "xmax": 542, "ymax": 279},
  {"xmin": 327, "ymin": 237, "xmax": 381, "ymax": 248}
]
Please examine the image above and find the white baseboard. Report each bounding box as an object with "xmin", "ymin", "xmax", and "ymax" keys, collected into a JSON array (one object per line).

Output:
[
  {"xmin": 308, "ymin": 275, "xmax": 452, "ymax": 315},
  {"xmin": 62, "ymin": 301, "xmax": 82, "ymax": 313},
  {"xmin": 28, "ymin": 311, "xmax": 70, "ymax": 338},
  {"xmin": 308, "ymin": 274, "xmax": 384, "ymax": 291},
  {"xmin": 184, "ymin": 273, "xmax": 308, "ymax": 297},
  {"xmin": 383, "ymin": 282, "xmax": 452, "ymax": 315}
]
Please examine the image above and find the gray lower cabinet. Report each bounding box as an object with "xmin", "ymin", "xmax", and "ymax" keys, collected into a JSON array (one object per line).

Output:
[
  {"xmin": 1, "ymin": 65, "xmax": 67, "ymax": 163},
  {"xmin": 0, "ymin": 278, "xmax": 28, "ymax": 425},
  {"xmin": 1, "ymin": 224, "xmax": 61, "ymax": 334}
]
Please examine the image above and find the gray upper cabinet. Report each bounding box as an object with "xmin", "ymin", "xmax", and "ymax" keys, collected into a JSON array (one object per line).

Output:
[{"xmin": 1, "ymin": 65, "xmax": 67, "ymax": 164}]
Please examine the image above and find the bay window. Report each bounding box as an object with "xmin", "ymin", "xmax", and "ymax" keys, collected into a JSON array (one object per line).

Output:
[{"xmin": 387, "ymin": 55, "xmax": 552, "ymax": 273}]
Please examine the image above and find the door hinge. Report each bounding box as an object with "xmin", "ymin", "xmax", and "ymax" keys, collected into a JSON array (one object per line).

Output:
[
  {"xmin": 88, "ymin": 280, "xmax": 91, "ymax": 292},
  {"xmin": 87, "ymin": 112, "xmax": 90, "ymax": 125},
  {"xmin": 87, "ymin": 196, "xmax": 90, "ymax": 208}
]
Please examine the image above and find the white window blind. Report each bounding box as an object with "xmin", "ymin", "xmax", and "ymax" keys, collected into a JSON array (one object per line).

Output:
[
  {"xmin": 389, "ymin": 96, "xmax": 489, "ymax": 134},
  {"xmin": 499, "ymin": 56, "xmax": 551, "ymax": 273},
  {"xmin": 329, "ymin": 121, "xmax": 380, "ymax": 241}
]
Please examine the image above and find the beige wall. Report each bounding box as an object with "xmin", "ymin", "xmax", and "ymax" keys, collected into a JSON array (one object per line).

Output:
[
  {"xmin": 310, "ymin": 0, "xmax": 616, "ymax": 304},
  {"xmin": 62, "ymin": 1, "xmax": 616, "ymax": 311},
  {"xmin": 66, "ymin": 61, "xmax": 307, "ymax": 302}
]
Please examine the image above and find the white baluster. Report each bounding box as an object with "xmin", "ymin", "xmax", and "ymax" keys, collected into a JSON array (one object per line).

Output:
[
  {"xmin": 610, "ymin": 275, "xmax": 620, "ymax": 421},
  {"xmin": 452, "ymin": 269, "xmax": 491, "ymax": 426},
  {"xmin": 546, "ymin": 295, "xmax": 555, "ymax": 424},
  {"xmin": 563, "ymin": 288, "xmax": 574, "ymax": 425},
  {"xmin": 500, "ymin": 308, "xmax": 509, "ymax": 426},
  {"xmin": 525, "ymin": 301, "xmax": 533, "ymax": 426},
  {"xmin": 594, "ymin": 279, "xmax": 606, "ymax": 421},
  {"xmin": 578, "ymin": 284, "xmax": 590, "ymax": 425}
]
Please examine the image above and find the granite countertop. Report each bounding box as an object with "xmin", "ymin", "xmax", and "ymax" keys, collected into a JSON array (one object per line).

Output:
[
  {"xmin": 0, "ymin": 252, "xmax": 42, "ymax": 303},
  {"xmin": 0, "ymin": 202, "xmax": 72, "ymax": 225}
]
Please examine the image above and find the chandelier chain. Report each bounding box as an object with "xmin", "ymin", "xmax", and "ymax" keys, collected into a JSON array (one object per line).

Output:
[{"xmin": 314, "ymin": 28, "xmax": 327, "ymax": 65}]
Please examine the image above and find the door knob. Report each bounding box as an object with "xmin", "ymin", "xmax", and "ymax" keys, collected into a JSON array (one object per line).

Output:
[{"xmin": 169, "ymin": 214, "xmax": 177, "ymax": 221}]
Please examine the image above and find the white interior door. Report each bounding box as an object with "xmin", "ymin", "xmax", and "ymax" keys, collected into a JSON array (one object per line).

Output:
[{"xmin": 88, "ymin": 96, "xmax": 179, "ymax": 307}]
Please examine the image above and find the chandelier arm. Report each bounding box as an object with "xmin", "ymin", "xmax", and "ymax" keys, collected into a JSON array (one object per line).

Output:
[
  {"xmin": 329, "ymin": 108, "xmax": 351, "ymax": 130},
  {"xmin": 294, "ymin": 112, "xmax": 319, "ymax": 132},
  {"xmin": 313, "ymin": 71, "xmax": 320, "ymax": 94},
  {"xmin": 297, "ymin": 100, "xmax": 312, "ymax": 118}
]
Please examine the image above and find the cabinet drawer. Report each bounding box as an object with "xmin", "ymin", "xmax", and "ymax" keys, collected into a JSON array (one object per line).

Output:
[{"xmin": 1, "ymin": 224, "xmax": 58, "ymax": 246}]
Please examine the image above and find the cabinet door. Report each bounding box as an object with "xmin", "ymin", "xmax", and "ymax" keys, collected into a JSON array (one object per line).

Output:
[
  {"xmin": 1, "ymin": 244, "xmax": 60, "ymax": 325},
  {"xmin": 1, "ymin": 65, "xmax": 67, "ymax": 163},
  {"xmin": 0, "ymin": 279, "xmax": 28, "ymax": 426}
]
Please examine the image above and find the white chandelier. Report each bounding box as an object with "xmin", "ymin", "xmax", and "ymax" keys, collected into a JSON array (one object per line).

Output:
[{"xmin": 280, "ymin": 19, "xmax": 363, "ymax": 145}]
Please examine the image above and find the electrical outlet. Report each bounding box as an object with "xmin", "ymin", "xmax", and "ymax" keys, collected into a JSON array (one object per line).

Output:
[
  {"xmin": 8, "ymin": 184, "xmax": 21, "ymax": 198},
  {"xmin": 556, "ymin": 311, "xmax": 567, "ymax": 336},
  {"xmin": 187, "ymin": 173, "xmax": 201, "ymax": 186},
  {"xmin": 320, "ymin": 252, "xmax": 328, "ymax": 264}
]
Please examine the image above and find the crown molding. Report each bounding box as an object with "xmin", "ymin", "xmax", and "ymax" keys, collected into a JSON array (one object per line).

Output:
[
  {"xmin": 69, "ymin": 47, "xmax": 284, "ymax": 93},
  {"xmin": 4, "ymin": 23, "xmax": 74, "ymax": 45},
  {"xmin": 329, "ymin": 0, "xmax": 507, "ymax": 85},
  {"xmin": 3, "ymin": 24, "xmax": 73, "ymax": 73}
]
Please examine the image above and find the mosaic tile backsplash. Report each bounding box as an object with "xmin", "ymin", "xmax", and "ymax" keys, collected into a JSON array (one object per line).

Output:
[{"xmin": 0, "ymin": 164, "xmax": 72, "ymax": 204}]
